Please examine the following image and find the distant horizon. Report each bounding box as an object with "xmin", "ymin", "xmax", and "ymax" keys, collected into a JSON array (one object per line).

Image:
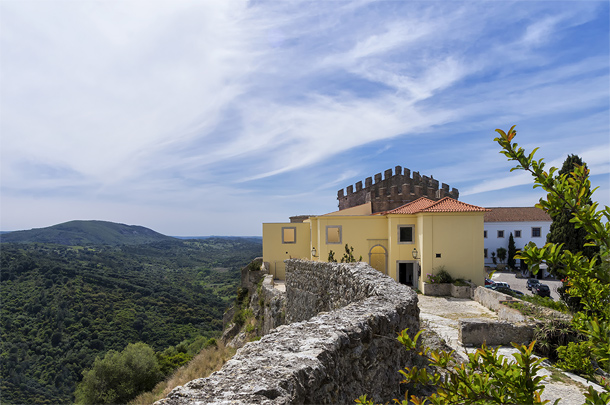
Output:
[
  {"xmin": 0, "ymin": 225, "xmax": 263, "ymax": 239},
  {"xmin": 2, "ymin": 1, "xmax": 608, "ymax": 235}
]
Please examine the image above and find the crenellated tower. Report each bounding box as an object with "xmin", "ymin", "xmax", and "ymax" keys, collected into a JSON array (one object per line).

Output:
[{"xmin": 337, "ymin": 165, "xmax": 459, "ymax": 213}]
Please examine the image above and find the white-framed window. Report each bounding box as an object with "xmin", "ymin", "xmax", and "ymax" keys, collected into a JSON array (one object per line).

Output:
[
  {"xmin": 497, "ymin": 230, "xmax": 504, "ymax": 238},
  {"xmin": 532, "ymin": 227, "xmax": 541, "ymax": 238},
  {"xmin": 514, "ymin": 230, "xmax": 522, "ymax": 238},
  {"xmin": 281, "ymin": 227, "xmax": 296, "ymax": 244},
  {"xmin": 398, "ymin": 225, "xmax": 414, "ymax": 244},
  {"xmin": 484, "ymin": 230, "xmax": 488, "ymax": 238},
  {"xmin": 484, "ymin": 248, "xmax": 488, "ymax": 258},
  {"xmin": 326, "ymin": 225, "xmax": 342, "ymax": 244}
]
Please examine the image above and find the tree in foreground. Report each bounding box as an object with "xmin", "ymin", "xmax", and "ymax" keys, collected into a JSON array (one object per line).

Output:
[
  {"xmin": 75, "ymin": 342, "xmax": 162, "ymax": 404},
  {"xmin": 495, "ymin": 126, "xmax": 609, "ymax": 404},
  {"xmin": 356, "ymin": 126, "xmax": 609, "ymax": 405},
  {"xmin": 357, "ymin": 331, "xmax": 552, "ymax": 405}
]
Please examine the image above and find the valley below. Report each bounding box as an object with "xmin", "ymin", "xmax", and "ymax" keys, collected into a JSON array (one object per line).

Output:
[{"xmin": 0, "ymin": 221, "xmax": 261, "ymax": 404}]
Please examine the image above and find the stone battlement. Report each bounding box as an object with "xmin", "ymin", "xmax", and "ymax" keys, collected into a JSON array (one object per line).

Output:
[
  {"xmin": 157, "ymin": 261, "xmax": 419, "ymax": 404},
  {"xmin": 337, "ymin": 166, "xmax": 459, "ymax": 213}
]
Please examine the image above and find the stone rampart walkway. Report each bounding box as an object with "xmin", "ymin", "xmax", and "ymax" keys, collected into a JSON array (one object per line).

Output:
[{"xmin": 417, "ymin": 294, "xmax": 598, "ymax": 404}]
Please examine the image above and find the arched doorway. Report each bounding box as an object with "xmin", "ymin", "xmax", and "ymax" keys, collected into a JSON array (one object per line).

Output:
[{"xmin": 369, "ymin": 245, "xmax": 387, "ymax": 274}]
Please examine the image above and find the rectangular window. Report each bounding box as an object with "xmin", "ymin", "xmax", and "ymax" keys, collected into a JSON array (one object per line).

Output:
[
  {"xmin": 326, "ymin": 225, "xmax": 342, "ymax": 244},
  {"xmin": 532, "ymin": 227, "xmax": 541, "ymax": 238},
  {"xmin": 484, "ymin": 249, "xmax": 488, "ymax": 258},
  {"xmin": 398, "ymin": 225, "xmax": 414, "ymax": 243},
  {"xmin": 497, "ymin": 230, "xmax": 504, "ymax": 238},
  {"xmin": 281, "ymin": 227, "xmax": 296, "ymax": 244},
  {"xmin": 515, "ymin": 230, "xmax": 522, "ymax": 238},
  {"xmin": 484, "ymin": 230, "xmax": 488, "ymax": 238}
]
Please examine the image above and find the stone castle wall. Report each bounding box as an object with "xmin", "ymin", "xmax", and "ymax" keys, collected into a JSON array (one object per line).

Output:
[
  {"xmin": 158, "ymin": 260, "xmax": 419, "ymax": 404},
  {"xmin": 338, "ymin": 166, "xmax": 459, "ymax": 213}
]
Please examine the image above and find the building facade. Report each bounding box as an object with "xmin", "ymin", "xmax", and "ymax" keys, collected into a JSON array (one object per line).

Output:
[
  {"xmin": 483, "ymin": 207, "xmax": 552, "ymax": 268},
  {"xmin": 263, "ymin": 197, "xmax": 488, "ymax": 289}
]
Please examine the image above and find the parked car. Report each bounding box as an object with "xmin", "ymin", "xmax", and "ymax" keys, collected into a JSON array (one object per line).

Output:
[
  {"xmin": 489, "ymin": 284, "xmax": 524, "ymax": 297},
  {"xmin": 526, "ymin": 279, "xmax": 541, "ymax": 290},
  {"xmin": 533, "ymin": 284, "xmax": 551, "ymax": 298},
  {"xmin": 501, "ymin": 288, "xmax": 523, "ymax": 297},
  {"xmin": 484, "ymin": 282, "xmax": 510, "ymax": 291}
]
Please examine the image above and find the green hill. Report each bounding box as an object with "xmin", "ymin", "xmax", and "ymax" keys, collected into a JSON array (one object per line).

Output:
[{"xmin": 0, "ymin": 220, "xmax": 176, "ymax": 245}]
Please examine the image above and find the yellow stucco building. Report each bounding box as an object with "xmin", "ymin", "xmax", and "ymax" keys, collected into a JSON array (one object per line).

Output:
[{"xmin": 263, "ymin": 197, "xmax": 489, "ymax": 289}]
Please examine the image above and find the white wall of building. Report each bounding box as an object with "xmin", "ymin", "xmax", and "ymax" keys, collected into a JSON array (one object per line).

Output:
[{"xmin": 483, "ymin": 220, "xmax": 551, "ymax": 267}]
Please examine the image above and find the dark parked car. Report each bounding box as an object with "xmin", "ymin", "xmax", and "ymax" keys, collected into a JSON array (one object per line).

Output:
[
  {"xmin": 494, "ymin": 286, "xmax": 524, "ymax": 297},
  {"xmin": 533, "ymin": 284, "xmax": 551, "ymax": 297},
  {"xmin": 526, "ymin": 279, "xmax": 541, "ymax": 290}
]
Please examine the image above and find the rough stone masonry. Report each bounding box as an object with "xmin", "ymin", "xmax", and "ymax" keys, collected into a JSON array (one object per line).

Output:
[
  {"xmin": 337, "ymin": 165, "xmax": 459, "ymax": 213},
  {"xmin": 157, "ymin": 260, "xmax": 419, "ymax": 404}
]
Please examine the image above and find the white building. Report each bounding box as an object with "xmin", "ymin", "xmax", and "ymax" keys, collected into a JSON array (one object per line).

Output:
[{"xmin": 483, "ymin": 207, "xmax": 552, "ymax": 272}]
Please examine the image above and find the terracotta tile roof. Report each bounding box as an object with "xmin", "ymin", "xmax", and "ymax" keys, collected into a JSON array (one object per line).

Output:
[
  {"xmin": 384, "ymin": 197, "xmax": 489, "ymax": 214},
  {"xmin": 421, "ymin": 198, "xmax": 490, "ymax": 213},
  {"xmin": 382, "ymin": 197, "xmax": 436, "ymax": 214},
  {"xmin": 484, "ymin": 207, "xmax": 551, "ymax": 222}
]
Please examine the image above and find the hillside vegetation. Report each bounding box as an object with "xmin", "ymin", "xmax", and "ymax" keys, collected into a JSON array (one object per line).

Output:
[
  {"xmin": 0, "ymin": 235, "xmax": 261, "ymax": 404},
  {"xmin": 0, "ymin": 220, "xmax": 177, "ymax": 245}
]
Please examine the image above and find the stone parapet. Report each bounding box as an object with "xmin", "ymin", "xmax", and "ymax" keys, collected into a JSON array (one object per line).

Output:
[
  {"xmin": 158, "ymin": 260, "xmax": 419, "ymax": 405},
  {"xmin": 422, "ymin": 282, "xmax": 474, "ymax": 298},
  {"xmin": 459, "ymin": 319, "xmax": 534, "ymax": 346},
  {"xmin": 261, "ymin": 275, "xmax": 286, "ymax": 335}
]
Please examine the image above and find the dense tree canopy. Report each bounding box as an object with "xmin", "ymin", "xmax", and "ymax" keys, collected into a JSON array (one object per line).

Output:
[{"xmin": 0, "ymin": 238, "xmax": 261, "ymax": 404}]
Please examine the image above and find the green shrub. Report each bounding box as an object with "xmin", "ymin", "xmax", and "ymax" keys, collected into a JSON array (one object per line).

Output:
[
  {"xmin": 521, "ymin": 294, "xmax": 569, "ymax": 313},
  {"xmin": 157, "ymin": 350, "xmax": 192, "ymax": 376},
  {"xmin": 75, "ymin": 342, "xmax": 162, "ymax": 404},
  {"xmin": 435, "ymin": 266, "xmax": 452, "ymax": 284},
  {"xmin": 205, "ymin": 338, "xmax": 217, "ymax": 347},
  {"xmin": 356, "ymin": 329, "xmax": 551, "ymax": 405},
  {"xmin": 247, "ymin": 261, "xmax": 261, "ymax": 271},
  {"xmin": 556, "ymin": 341, "xmax": 594, "ymax": 376},
  {"xmin": 533, "ymin": 319, "xmax": 580, "ymax": 361},
  {"xmin": 328, "ymin": 250, "xmax": 337, "ymax": 262},
  {"xmin": 232, "ymin": 310, "xmax": 246, "ymax": 327},
  {"xmin": 452, "ymin": 278, "xmax": 469, "ymax": 287},
  {"xmin": 340, "ymin": 244, "xmax": 362, "ymax": 263},
  {"xmin": 236, "ymin": 287, "xmax": 248, "ymax": 307}
]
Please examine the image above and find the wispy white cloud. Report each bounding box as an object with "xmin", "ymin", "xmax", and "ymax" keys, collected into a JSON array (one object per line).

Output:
[{"xmin": 1, "ymin": 0, "xmax": 608, "ymax": 234}]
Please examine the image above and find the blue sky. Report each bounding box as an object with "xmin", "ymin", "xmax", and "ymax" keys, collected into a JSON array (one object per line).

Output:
[{"xmin": 1, "ymin": 0, "xmax": 608, "ymax": 236}]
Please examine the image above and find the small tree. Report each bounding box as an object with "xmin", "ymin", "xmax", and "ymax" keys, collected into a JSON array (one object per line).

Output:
[
  {"xmin": 75, "ymin": 342, "xmax": 162, "ymax": 404},
  {"xmin": 495, "ymin": 126, "xmax": 609, "ymax": 403},
  {"xmin": 491, "ymin": 251, "xmax": 497, "ymax": 265},
  {"xmin": 496, "ymin": 247, "xmax": 507, "ymax": 264},
  {"xmin": 507, "ymin": 233, "xmax": 517, "ymax": 269},
  {"xmin": 340, "ymin": 244, "xmax": 362, "ymax": 263},
  {"xmin": 546, "ymin": 154, "xmax": 598, "ymax": 275}
]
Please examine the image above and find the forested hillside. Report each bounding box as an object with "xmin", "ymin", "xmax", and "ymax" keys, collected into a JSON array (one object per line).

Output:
[
  {"xmin": 0, "ymin": 220, "xmax": 176, "ymax": 245},
  {"xmin": 0, "ymin": 237, "xmax": 261, "ymax": 404}
]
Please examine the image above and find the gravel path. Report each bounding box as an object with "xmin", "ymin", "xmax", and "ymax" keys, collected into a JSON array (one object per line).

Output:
[{"xmin": 417, "ymin": 294, "xmax": 596, "ymax": 404}]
